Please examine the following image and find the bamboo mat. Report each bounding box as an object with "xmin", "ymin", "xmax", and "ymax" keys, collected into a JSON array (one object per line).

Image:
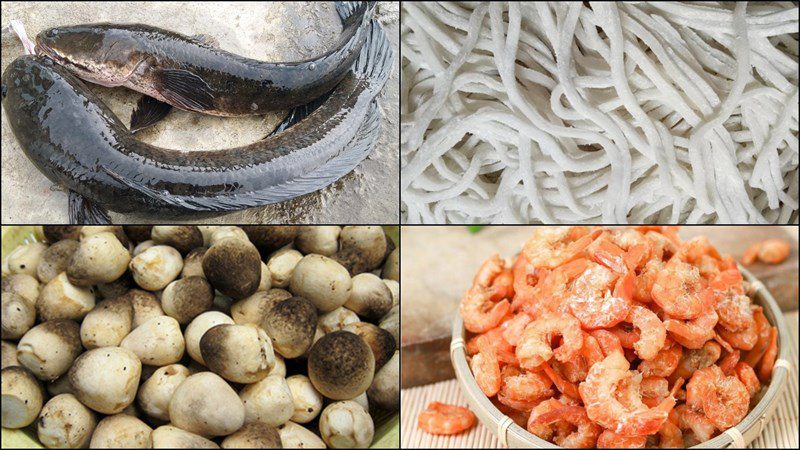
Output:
[{"xmin": 401, "ymin": 311, "xmax": 800, "ymax": 449}]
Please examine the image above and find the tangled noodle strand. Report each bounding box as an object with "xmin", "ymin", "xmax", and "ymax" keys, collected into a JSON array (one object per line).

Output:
[{"xmin": 401, "ymin": 2, "xmax": 799, "ymax": 224}]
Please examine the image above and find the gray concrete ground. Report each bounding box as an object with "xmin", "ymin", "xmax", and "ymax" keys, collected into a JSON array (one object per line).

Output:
[{"xmin": 1, "ymin": 1, "xmax": 398, "ymax": 223}]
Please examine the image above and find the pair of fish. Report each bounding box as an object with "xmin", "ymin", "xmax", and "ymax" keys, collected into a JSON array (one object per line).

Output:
[{"xmin": 1, "ymin": 1, "xmax": 392, "ymax": 222}]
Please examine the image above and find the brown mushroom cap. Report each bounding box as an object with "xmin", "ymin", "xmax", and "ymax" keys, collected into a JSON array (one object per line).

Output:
[
  {"xmin": 203, "ymin": 238, "xmax": 262, "ymax": 299},
  {"xmin": 262, "ymin": 297, "xmax": 318, "ymax": 358},
  {"xmin": 42, "ymin": 226, "xmax": 82, "ymax": 243},
  {"xmin": 243, "ymin": 226, "xmax": 299, "ymax": 255},
  {"xmin": 308, "ymin": 331, "xmax": 374, "ymax": 400},
  {"xmin": 151, "ymin": 226, "xmax": 204, "ymax": 254}
]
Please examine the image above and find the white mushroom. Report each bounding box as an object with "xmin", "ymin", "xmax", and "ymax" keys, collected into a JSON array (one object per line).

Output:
[
  {"xmin": 129, "ymin": 245, "xmax": 184, "ymax": 291},
  {"xmin": 89, "ymin": 414, "xmax": 153, "ymax": 448},
  {"xmin": 286, "ymin": 374, "xmax": 324, "ymax": 424},
  {"xmin": 290, "ymin": 255, "xmax": 352, "ymax": 312},
  {"xmin": 319, "ymin": 400, "xmax": 375, "ymax": 448},
  {"xmin": 169, "ymin": 372, "xmax": 245, "ymax": 437},
  {"xmin": 68, "ymin": 347, "xmax": 142, "ymax": 414},
  {"xmin": 37, "ymin": 393, "xmax": 97, "ymax": 448},
  {"xmin": 1, "ymin": 366, "xmax": 44, "ymax": 428}
]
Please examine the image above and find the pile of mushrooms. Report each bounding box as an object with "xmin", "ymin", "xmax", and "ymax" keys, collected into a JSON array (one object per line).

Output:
[{"xmin": 2, "ymin": 226, "xmax": 399, "ymax": 449}]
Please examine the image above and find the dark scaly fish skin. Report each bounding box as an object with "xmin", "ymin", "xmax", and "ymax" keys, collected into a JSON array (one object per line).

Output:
[
  {"xmin": 1, "ymin": 20, "xmax": 392, "ymax": 215},
  {"xmin": 34, "ymin": 2, "xmax": 374, "ymax": 116}
]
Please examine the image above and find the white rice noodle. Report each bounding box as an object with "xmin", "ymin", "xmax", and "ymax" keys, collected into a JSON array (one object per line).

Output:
[{"xmin": 401, "ymin": 1, "xmax": 799, "ymax": 224}]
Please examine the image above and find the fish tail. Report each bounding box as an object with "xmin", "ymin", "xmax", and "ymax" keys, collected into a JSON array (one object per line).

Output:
[
  {"xmin": 352, "ymin": 19, "xmax": 393, "ymax": 94},
  {"xmin": 335, "ymin": 1, "xmax": 376, "ymax": 27}
]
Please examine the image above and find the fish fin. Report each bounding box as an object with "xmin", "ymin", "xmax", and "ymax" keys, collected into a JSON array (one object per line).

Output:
[
  {"xmin": 190, "ymin": 33, "xmax": 220, "ymax": 48},
  {"xmin": 335, "ymin": 2, "xmax": 374, "ymax": 27},
  {"xmin": 266, "ymin": 90, "xmax": 332, "ymax": 137},
  {"xmin": 152, "ymin": 68, "xmax": 216, "ymax": 112},
  {"xmin": 352, "ymin": 20, "xmax": 393, "ymax": 95},
  {"xmin": 101, "ymin": 101, "xmax": 381, "ymax": 212},
  {"xmin": 69, "ymin": 191, "xmax": 112, "ymax": 224},
  {"xmin": 130, "ymin": 95, "xmax": 173, "ymax": 132}
]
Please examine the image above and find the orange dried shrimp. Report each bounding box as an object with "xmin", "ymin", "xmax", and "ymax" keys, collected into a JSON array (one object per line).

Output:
[
  {"xmin": 456, "ymin": 226, "xmax": 779, "ymax": 447},
  {"xmin": 418, "ymin": 402, "xmax": 477, "ymax": 435}
]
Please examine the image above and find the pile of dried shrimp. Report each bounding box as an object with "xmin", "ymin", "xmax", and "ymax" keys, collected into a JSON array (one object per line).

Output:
[{"xmin": 456, "ymin": 226, "xmax": 779, "ymax": 448}]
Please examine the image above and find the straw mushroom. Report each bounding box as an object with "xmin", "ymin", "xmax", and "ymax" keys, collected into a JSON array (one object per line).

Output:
[
  {"xmin": 344, "ymin": 273, "xmax": 393, "ymax": 321},
  {"xmin": 381, "ymin": 248, "xmax": 399, "ymax": 281},
  {"xmin": 290, "ymin": 255, "xmax": 352, "ymax": 312},
  {"xmin": 184, "ymin": 311, "xmax": 235, "ymax": 365},
  {"xmin": 120, "ymin": 316, "xmax": 185, "ymax": 365},
  {"xmin": 239, "ymin": 375, "xmax": 294, "ymax": 427},
  {"xmin": 67, "ymin": 232, "xmax": 131, "ymax": 286},
  {"xmin": 286, "ymin": 374, "xmax": 323, "ymax": 423},
  {"xmin": 129, "ymin": 245, "xmax": 184, "ymax": 291},
  {"xmin": 17, "ymin": 320, "xmax": 82, "ymax": 381},
  {"xmin": 200, "ymin": 323, "xmax": 275, "ymax": 383},
  {"xmin": 1, "ymin": 292, "xmax": 35, "ymax": 339},
  {"xmin": 308, "ymin": 331, "xmax": 374, "ymax": 400},
  {"xmin": 231, "ymin": 288, "xmax": 292, "ymax": 326},
  {"xmin": 37, "ymin": 393, "xmax": 97, "ymax": 448},
  {"xmin": 136, "ymin": 364, "xmax": 191, "ymax": 421},
  {"xmin": 95, "ymin": 271, "xmax": 134, "ymax": 300},
  {"xmin": 151, "ymin": 226, "xmax": 203, "ymax": 254},
  {"xmin": 79, "ymin": 225, "xmax": 131, "ymax": 247},
  {"xmin": 169, "ymin": 372, "xmax": 245, "ymax": 436},
  {"xmin": 208, "ymin": 226, "xmax": 250, "ymax": 247},
  {"xmin": 384, "ymin": 279, "xmax": 399, "ymax": 307},
  {"xmin": 6, "ymin": 241, "xmax": 48, "ymax": 277},
  {"xmin": 181, "ymin": 247, "xmax": 207, "ymax": 278},
  {"xmin": 367, "ymin": 351, "xmax": 399, "ymax": 411},
  {"xmin": 1, "ymin": 273, "xmax": 40, "ymax": 306},
  {"xmin": 266, "ymin": 248, "xmax": 303, "ymax": 288},
  {"xmin": 132, "ymin": 240, "xmax": 155, "ymax": 256},
  {"xmin": 36, "ymin": 272, "xmax": 96, "ymax": 321},
  {"xmin": 42, "ymin": 226, "xmax": 82, "ymax": 243},
  {"xmin": 261, "ymin": 296, "xmax": 317, "ymax": 358},
  {"xmin": 278, "ymin": 421, "xmax": 327, "ymax": 448},
  {"xmin": 221, "ymin": 422, "xmax": 282, "ymax": 448},
  {"xmin": 122, "ymin": 225, "xmax": 153, "ymax": 243},
  {"xmin": 333, "ymin": 226, "xmax": 388, "ymax": 275},
  {"xmin": 343, "ymin": 322, "xmax": 396, "ymax": 371},
  {"xmin": 203, "ymin": 237, "xmax": 262, "ymax": 299},
  {"xmin": 161, "ymin": 276, "xmax": 214, "ymax": 324},
  {"xmin": 80, "ymin": 295, "xmax": 133, "ymax": 348},
  {"xmin": 379, "ymin": 306, "xmax": 399, "ymax": 350},
  {"xmin": 318, "ymin": 306, "xmax": 360, "ymax": 334},
  {"xmin": 1, "ymin": 340, "xmax": 18, "ymax": 369},
  {"xmin": 244, "ymin": 226, "xmax": 299, "ymax": 254},
  {"xmin": 68, "ymin": 347, "xmax": 142, "ymax": 414},
  {"xmin": 295, "ymin": 226, "xmax": 340, "ymax": 256},
  {"xmin": 89, "ymin": 414, "xmax": 153, "ymax": 448},
  {"xmin": 1, "ymin": 366, "xmax": 44, "ymax": 428},
  {"xmin": 36, "ymin": 239, "xmax": 79, "ymax": 284},
  {"xmin": 124, "ymin": 289, "xmax": 164, "ymax": 328},
  {"xmin": 319, "ymin": 400, "xmax": 374, "ymax": 448}
]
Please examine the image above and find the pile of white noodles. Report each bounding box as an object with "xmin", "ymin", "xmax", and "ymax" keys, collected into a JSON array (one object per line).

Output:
[{"xmin": 401, "ymin": 2, "xmax": 799, "ymax": 223}]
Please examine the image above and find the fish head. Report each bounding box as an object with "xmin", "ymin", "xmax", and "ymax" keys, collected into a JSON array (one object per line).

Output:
[
  {"xmin": 35, "ymin": 24, "xmax": 144, "ymax": 88},
  {"xmin": 2, "ymin": 55, "xmax": 58, "ymax": 106}
]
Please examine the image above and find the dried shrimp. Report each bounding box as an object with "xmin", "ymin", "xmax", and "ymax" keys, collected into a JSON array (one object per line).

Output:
[
  {"xmin": 418, "ymin": 402, "xmax": 476, "ymax": 435},
  {"xmin": 742, "ymin": 239, "xmax": 791, "ymax": 265},
  {"xmin": 453, "ymin": 226, "xmax": 781, "ymax": 447}
]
